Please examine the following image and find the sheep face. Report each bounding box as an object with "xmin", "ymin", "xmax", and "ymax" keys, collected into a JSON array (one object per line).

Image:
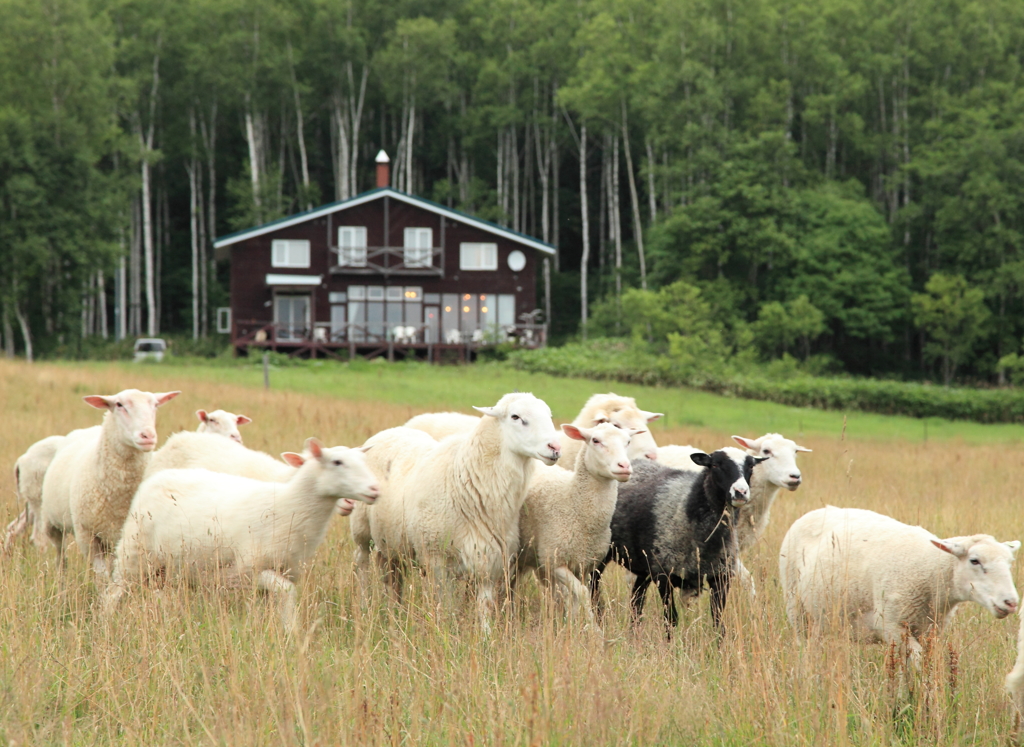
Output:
[
  {"xmin": 733, "ymin": 432, "xmax": 811, "ymax": 491},
  {"xmin": 690, "ymin": 447, "xmax": 766, "ymax": 507},
  {"xmin": 287, "ymin": 438, "xmax": 381, "ymax": 504},
  {"xmin": 196, "ymin": 409, "xmax": 252, "ymax": 443},
  {"xmin": 562, "ymin": 422, "xmax": 634, "ymax": 481},
  {"xmin": 474, "ymin": 392, "xmax": 561, "ymax": 465},
  {"xmin": 83, "ymin": 389, "xmax": 180, "ymax": 452},
  {"xmin": 591, "ymin": 407, "xmax": 661, "ymax": 461},
  {"xmin": 933, "ymin": 535, "xmax": 1021, "ymax": 619}
]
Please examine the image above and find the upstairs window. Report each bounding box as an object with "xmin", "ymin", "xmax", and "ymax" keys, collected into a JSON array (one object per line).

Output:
[
  {"xmin": 337, "ymin": 226, "xmax": 367, "ymax": 267},
  {"xmin": 272, "ymin": 239, "xmax": 310, "ymax": 268},
  {"xmin": 460, "ymin": 243, "xmax": 498, "ymax": 271},
  {"xmin": 403, "ymin": 227, "xmax": 432, "ymax": 268}
]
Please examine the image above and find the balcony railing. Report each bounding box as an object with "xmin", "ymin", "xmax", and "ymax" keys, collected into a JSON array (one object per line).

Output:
[
  {"xmin": 232, "ymin": 318, "xmax": 547, "ymax": 350},
  {"xmin": 329, "ymin": 246, "xmax": 445, "ymax": 278}
]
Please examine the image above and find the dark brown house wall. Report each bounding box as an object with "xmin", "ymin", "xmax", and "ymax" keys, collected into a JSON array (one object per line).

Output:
[{"xmin": 230, "ymin": 193, "xmax": 541, "ymax": 327}]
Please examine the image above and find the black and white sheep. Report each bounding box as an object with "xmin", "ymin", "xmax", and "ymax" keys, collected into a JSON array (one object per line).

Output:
[{"xmin": 591, "ymin": 448, "xmax": 765, "ymax": 631}]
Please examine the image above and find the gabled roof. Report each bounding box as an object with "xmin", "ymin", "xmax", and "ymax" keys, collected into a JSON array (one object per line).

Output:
[{"xmin": 214, "ymin": 187, "xmax": 557, "ymax": 256}]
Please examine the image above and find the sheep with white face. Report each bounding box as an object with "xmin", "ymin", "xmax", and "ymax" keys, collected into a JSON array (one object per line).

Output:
[
  {"xmin": 780, "ymin": 506, "xmax": 1019, "ymax": 661},
  {"xmin": 196, "ymin": 409, "xmax": 252, "ymax": 443}
]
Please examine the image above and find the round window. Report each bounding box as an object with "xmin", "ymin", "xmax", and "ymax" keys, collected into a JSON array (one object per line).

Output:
[{"xmin": 507, "ymin": 250, "xmax": 526, "ymax": 272}]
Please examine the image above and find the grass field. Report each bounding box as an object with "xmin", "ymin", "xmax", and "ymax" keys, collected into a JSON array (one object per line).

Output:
[{"xmin": 2, "ymin": 358, "xmax": 1023, "ymax": 744}]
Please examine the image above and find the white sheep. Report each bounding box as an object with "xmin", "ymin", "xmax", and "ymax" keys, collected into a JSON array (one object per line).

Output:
[
  {"xmin": 1006, "ymin": 617, "xmax": 1024, "ymax": 730},
  {"xmin": 5, "ymin": 434, "xmax": 73, "ymax": 552},
  {"xmin": 145, "ymin": 431, "xmax": 356, "ymax": 516},
  {"xmin": 351, "ymin": 392, "xmax": 562, "ymax": 630},
  {"xmin": 780, "ymin": 506, "xmax": 1019, "ymax": 660},
  {"xmin": 557, "ymin": 393, "xmax": 661, "ymax": 469},
  {"xmin": 102, "ymin": 438, "xmax": 380, "ymax": 628},
  {"xmin": 144, "ymin": 431, "xmax": 294, "ymax": 482},
  {"xmin": 516, "ymin": 423, "xmax": 634, "ymax": 624},
  {"xmin": 403, "ymin": 411, "xmax": 482, "ymax": 441},
  {"xmin": 39, "ymin": 389, "xmax": 180, "ymax": 575},
  {"xmin": 655, "ymin": 444, "xmax": 704, "ymax": 472},
  {"xmin": 195, "ymin": 408, "xmax": 252, "ymax": 443}
]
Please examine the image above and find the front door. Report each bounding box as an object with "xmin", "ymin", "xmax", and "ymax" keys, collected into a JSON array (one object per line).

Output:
[{"xmin": 275, "ymin": 294, "xmax": 310, "ymax": 341}]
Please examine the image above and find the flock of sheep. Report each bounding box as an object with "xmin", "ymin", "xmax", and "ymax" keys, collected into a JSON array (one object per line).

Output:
[{"xmin": 8, "ymin": 386, "xmax": 1024, "ymax": 727}]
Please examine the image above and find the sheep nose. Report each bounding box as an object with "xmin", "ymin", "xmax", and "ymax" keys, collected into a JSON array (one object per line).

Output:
[
  {"xmin": 618, "ymin": 462, "xmax": 630, "ymax": 471},
  {"xmin": 547, "ymin": 442, "xmax": 561, "ymax": 456},
  {"xmin": 790, "ymin": 473, "xmax": 802, "ymax": 481},
  {"xmin": 645, "ymin": 451, "xmax": 658, "ymax": 460},
  {"xmin": 1006, "ymin": 599, "xmax": 1018, "ymax": 612},
  {"xmin": 368, "ymin": 485, "xmax": 380, "ymax": 497}
]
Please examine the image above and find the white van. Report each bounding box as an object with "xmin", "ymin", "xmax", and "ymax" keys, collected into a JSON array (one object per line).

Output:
[{"xmin": 133, "ymin": 338, "xmax": 167, "ymax": 362}]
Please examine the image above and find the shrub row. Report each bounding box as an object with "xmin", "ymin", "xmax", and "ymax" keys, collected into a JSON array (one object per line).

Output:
[{"xmin": 507, "ymin": 341, "xmax": 1024, "ymax": 424}]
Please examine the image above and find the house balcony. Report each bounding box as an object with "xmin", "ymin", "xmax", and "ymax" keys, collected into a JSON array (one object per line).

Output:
[{"xmin": 329, "ymin": 246, "xmax": 445, "ymax": 278}]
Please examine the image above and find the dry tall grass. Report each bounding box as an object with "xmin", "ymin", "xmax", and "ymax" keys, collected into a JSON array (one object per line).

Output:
[{"xmin": 1, "ymin": 359, "xmax": 1021, "ymax": 744}]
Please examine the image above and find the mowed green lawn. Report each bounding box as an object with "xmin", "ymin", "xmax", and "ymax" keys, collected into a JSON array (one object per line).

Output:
[{"xmin": 68, "ymin": 357, "xmax": 1024, "ymax": 445}]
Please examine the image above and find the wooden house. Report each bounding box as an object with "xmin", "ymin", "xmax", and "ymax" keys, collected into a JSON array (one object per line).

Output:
[{"xmin": 214, "ymin": 152, "xmax": 556, "ymax": 360}]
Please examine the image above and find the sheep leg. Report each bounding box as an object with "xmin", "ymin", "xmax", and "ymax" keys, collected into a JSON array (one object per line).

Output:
[
  {"xmin": 88, "ymin": 536, "xmax": 111, "ymax": 582},
  {"xmin": 44, "ymin": 524, "xmax": 69, "ymax": 568},
  {"xmin": 257, "ymin": 570, "xmax": 298, "ymax": 633},
  {"xmin": 734, "ymin": 557, "xmax": 756, "ymax": 597},
  {"xmin": 656, "ymin": 576, "xmax": 678, "ymax": 628},
  {"xmin": 3, "ymin": 507, "xmax": 30, "ymax": 553},
  {"xmin": 476, "ymin": 580, "xmax": 497, "ymax": 634},
  {"xmin": 629, "ymin": 574, "xmax": 652, "ymax": 623},
  {"xmin": 589, "ymin": 560, "xmax": 608, "ymax": 619},
  {"xmin": 708, "ymin": 572, "xmax": 731, "ymax": 635},
  {"xmin": 552, "ymin": 566, "xmax": 596, "ymax": 627}
]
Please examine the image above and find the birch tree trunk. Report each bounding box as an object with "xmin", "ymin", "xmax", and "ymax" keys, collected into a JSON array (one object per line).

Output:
[
  {"xmin": 200, "ymin": 102, "xmax": 217, "ymax": 337},
  {"xmin": 287, "ymin": 42, "xmax": 311, "ymax": 210},
  {"xmin": 621, "ymin": 101, "xmax": 646, "ymax": 289},
  {"xmin": 97, "ymin": 270, "xmax": 107, "ymax": 339},
  {"xmin": 118, "ymin": 253, "xmax": 126, "ymax": 341},
  {"xmin": 645, "ymin": 139, "xmax": 657, "ymax": 223},
  {"xmin": 579, "ymin": 122, "xmax": 589, "ymax": 336},
  {"xmin": 612, "ymin": 133, "xmax": 622, "ymax": 302},
  {"xmin": 138, "ymin": 46, "xmax": 161, "ymax": 337},
  {"xmin": 187, "ymin": 148, "xmax": 200, "ymax": 339}
]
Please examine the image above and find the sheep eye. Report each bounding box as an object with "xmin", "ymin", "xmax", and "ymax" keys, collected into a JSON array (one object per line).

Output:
[
  {"xmin": 592, "ymin": 438, "xmax": 601, "ymax": 445},
  {"xmin": 333, "ymin": 459, "xmax": 343, "ymax": 466},
  {"xmin": 116, "ymin": 403, "xmax": 124, "ymax": 409},
  {"xmin": 970, "ymin": 558, "xmax": 981, "ymax": 566},
  {"xmin": 511, "ymin": 414, "xmax": 519, "ymax": 421},
  {"xmin": 763, "ymin": 448, "xmax": 772, "ymax": 456}
]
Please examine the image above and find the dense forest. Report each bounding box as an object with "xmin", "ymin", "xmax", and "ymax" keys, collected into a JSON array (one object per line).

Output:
[{"xmin": 1, "ymin": 0, "xmax": 1023, "ymax": 384}]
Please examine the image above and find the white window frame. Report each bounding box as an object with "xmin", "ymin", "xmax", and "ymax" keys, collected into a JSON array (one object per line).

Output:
[
  {"xmin": 271, "ymin": 239, "xmax": 311, "ymax": 268},
  {"xmin": 460, "ymin": 242, "xmax": 498, "ymax": 271},
  {"xmin": 348, "ymin": 285, "xmax": 366, "ymax": 301},
  {"xmin": 216, "ymin": 307, "xmax": 231, "ymax": 334},
  {"xmin": 337, "ymin": 226, "xmax": 368, "ymax": 267},
  {"xmin": 403, "ymin": 227, "xmax": 432, "ymax": 268}
]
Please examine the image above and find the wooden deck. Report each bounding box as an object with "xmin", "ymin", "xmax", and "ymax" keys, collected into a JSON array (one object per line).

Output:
[{"xmin": 231, "ymin": 319, "xmax": 547, "ymax": 362}]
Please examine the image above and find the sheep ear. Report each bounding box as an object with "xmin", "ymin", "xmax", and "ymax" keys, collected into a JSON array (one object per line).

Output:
[
  {"xmin": 796, "ymin": 444, "xmax": 813, "ymax": 453},
  {"xmin": 473, "ymin": 406, "xmax": 499, "ymax": 418},
  {"xmin": 358, "ymin": 444, "xmax": 373, "ymax": 453},
  {"xmin": 304, "ymin": 437, "xmax": 324, "ymax": 459},
  {"xmin": 732, "ymin": 435, "xmax": 758, "ymax": 450},
  {"xmin": 753, "ymin": 456, "xmax": 770, "ymax": 464},
  {"xmin": 83, "ymin": 395, "xmax": 112, "ymax": 410},
  {"xmin": 640, "ymin": 410, "xmax": 663, "ymax": 423},
  {"xmin": 155, "ymin": 391, "xmax": 181, "ymax": 407},
  {"xmin": 280, "ymin": 452, "xmax": 305, "ymax": 467},
  {"xmin": 1005, "ymin": 541, "xmax": 1022, "ymax": 558},
  {"xmin": 932, "ymin": 539, "xmax": 968, "ymax": 558},
  {"xmin": 561, "ymin": 424, "xmax": 587, "ymax": 442},
  {"xmin": 689, "ymin": 452, "xmax": 712, "ymax": 468},
  {"xmin": 196, "ymin": 409, "xmax": 209, "ymax": 423},
  {"xmin": 236, "ymin": 415, "xmax": 252, "ymax": 426},
  {"xmin": 591, "ymin": 409, "xmax": 610, "ymax": 425}
]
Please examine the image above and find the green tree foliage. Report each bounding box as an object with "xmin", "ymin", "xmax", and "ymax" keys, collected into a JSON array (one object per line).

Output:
[
  {"xmin": 0, "ymin": 0, "xmax": 1023, "ymax": 388},
  {"xmin": 912, "ymin": 274, "xmax": 991, "ymax": 386}
]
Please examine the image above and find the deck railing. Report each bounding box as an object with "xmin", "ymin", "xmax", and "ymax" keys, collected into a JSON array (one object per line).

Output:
[
  {"xmin": 232, "ymin": 318, "xmax": 547, "ymax": 353},
  {"xmin": 328, "ymin": 246, "xmax": 445, "ymax": 278}
]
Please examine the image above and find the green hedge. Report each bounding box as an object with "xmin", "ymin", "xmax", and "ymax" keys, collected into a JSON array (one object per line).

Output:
[{"xmin": 507, "ymin": 341, "xmax": 1024, "ymax": 424}]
